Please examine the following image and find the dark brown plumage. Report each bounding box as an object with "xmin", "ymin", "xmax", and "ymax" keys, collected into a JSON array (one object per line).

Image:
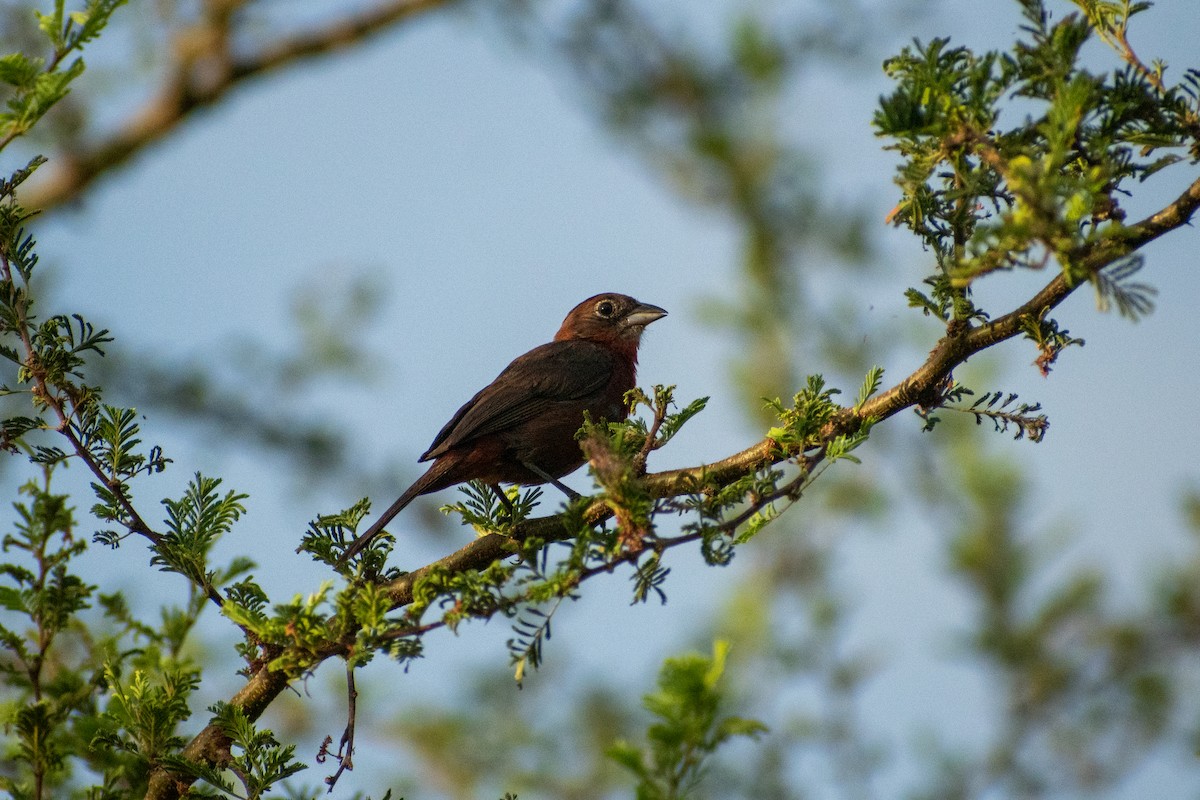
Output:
[{"xmin": 338, "ymin": 293, "xmax": 667, "ymax": 565}]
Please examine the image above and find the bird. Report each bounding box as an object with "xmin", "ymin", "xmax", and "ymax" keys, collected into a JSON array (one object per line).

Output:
[{"xmin": 337, "ymin": 292, "xmax": 667, "ymax": 566}]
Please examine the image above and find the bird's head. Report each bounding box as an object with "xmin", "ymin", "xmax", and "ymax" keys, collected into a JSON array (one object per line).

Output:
[{"xmin": 554, "ymin": 293, "xmax": 668, "ymax": 352}]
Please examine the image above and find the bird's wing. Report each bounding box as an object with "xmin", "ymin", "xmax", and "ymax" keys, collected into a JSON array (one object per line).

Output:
[{"xmin": 419, "ymin": 340, "xmax": 615, "ymax": 461}]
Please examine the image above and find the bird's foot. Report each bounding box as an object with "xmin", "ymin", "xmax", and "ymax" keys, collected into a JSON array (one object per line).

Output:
[
  {"xmin": 520, "ymin": 460, "xmax": 581, "ymax": 501},
  {"xmin": 489, "ymin": 484, "xmax": 516, "ymax": 519}
]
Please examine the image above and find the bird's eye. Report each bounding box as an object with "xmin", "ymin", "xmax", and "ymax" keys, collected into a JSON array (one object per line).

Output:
[{"xmin": 595, "ymin": 300, "xmax": 616, "ymax": 318}]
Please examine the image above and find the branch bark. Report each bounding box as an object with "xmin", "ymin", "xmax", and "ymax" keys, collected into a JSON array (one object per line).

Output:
[
  {"xmin": 141, "ymin": 172, "xmax": 1200, "ymax": 800},
  {"xmin": 20, "ymin": 0, "xmax": 460, "ymax": 212}
]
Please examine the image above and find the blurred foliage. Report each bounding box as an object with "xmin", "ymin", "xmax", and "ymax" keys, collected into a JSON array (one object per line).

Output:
[
  {"xmin": 82, "ymin": 270, "xmax": 396, "ymax": 490},
  {"xmin": 607, "ymin": 640, "xmax": 767, "ymax": 800},
  {"xmin": 548, "ymin": 0, "xmax": 880, "ymax": 415},
  {"xmin": 909, "ymin": 427, "xmax": 1187, "ymax": 797}
]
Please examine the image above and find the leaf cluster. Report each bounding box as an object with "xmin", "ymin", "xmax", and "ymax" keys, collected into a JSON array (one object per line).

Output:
[
  {"xmin": 1, "ymin": 174, "xmax": 172, "ymax": 550},
  {"xmin": 160, "ymin": 702, "xmax": 306, "ymax": 800},
  {"xmin": 608, "ymin": 640, "xmax": 767, "ymax": 800},
  {"xmin": 765, "ymin": 372, "xmax": 875, "ymax": 462},
  {"xmin": 1, "ymin": 476, "xmax": 96, "ymax": 798},
  {"xmin": 1, "ymin": 470, "xmax": 205, "ymax": 798},
  {"xmin": 654, "ymin": 370, "xmax": 879, "ymax": 582},
  {"xmin": 0, "ymin": 14, "xmax": 337, "ymax": 792},
  {"xmin": 0, "ymin": 0, "xmax": 125, "ymax": 149},
  {"xmin": 150, "ymin": 474, "xmax": 248, "ymax": 591},
  {"xmin": 876, "ymin": 0, "xmax": 1199, "ymax": 352}
]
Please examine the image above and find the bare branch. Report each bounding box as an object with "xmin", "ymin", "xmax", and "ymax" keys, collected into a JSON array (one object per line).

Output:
[{"xmin": 19, "ymin": 0, "xmax": 461, "ymax": 212}]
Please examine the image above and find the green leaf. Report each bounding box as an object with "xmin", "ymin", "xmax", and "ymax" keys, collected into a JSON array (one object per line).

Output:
[
  {"xmin": 854, "ymin": 366, "xmax": 885, "ymax": 412},
  {"xmin": 611, "ymin": 640, "xmax": 767, "ymax": 798},
  {"xmin": 0, "ymin": 53, "xmax": 43, "ymax": 88},
  {"xmin": 0, "ymin": 585, "xmax": 25, "ymax": 612},
  {"xmin": 34, "ymin": 3, "xmax": 66, "ymax": 48}
]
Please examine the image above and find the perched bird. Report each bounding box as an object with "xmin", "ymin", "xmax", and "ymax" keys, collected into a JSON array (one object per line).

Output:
[{"xmin": 338, "ymin": 292, "xmax": 667, "ymax": 565}]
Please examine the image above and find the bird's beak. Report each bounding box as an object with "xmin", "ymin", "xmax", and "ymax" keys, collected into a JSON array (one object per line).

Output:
[{"xmin": 623, "ymin": 302, "xmax": 668, "ymax": 329}]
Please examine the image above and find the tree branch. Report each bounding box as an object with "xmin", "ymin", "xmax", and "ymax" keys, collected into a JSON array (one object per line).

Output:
[
  {"xmin": 140, "ymin": 171, "xmax": 1200, "ymax": 800},
  {"xmin": 20, "ymin": 0, "xmax": 460, "ymax": 212},
  {"xmin": 384, "ymin": 171, "xmax": 1200, "ymax": 610},
  {"xmin": 144, "ymin": 662, "xmax": 293, "ymax": 799}
]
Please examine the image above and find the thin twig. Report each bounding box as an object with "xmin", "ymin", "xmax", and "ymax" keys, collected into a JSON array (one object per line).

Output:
[
  {"xmin": 1112, "ymin": 25, "xmax": 1166, "ymax": 93},
  {"xmin": 324, "ymin": 663, "xmax": 358, "ymax": 791},
  {"xmin": 636, "ymin": 391, "xmax": 670, "ymax": 469}
]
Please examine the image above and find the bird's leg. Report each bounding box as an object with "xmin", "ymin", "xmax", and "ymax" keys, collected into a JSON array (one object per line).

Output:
[
  {"xmin": 520, "ymin": 460, "xmax": 583, "ymax": 501},
  {"xmin": 489, "ymin": 483, "xmax": 515, "ymax": 516}
]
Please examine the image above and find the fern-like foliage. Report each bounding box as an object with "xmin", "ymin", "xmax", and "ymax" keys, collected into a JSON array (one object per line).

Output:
[
  {"xmin": 608, "ymin": 641, "xmax": 768, "ymax": 798},
  {"xmin": 1020, "ymin": 306, "xmax": 1086, "ymax": 377},
  {"xmin": 919, "ymin": 386, "xmax": 1049, "ymax": 442},
  {"xmin": 508, "ymin": 595, "xmax": 568, "ymax": 687},
  {"xmin": 159, "ymin": 701, "xmax": 306, "ymax": 798},
  {"xmin": 1092, "ymin": 255, "xmax": 1157, "ymax": 320}
]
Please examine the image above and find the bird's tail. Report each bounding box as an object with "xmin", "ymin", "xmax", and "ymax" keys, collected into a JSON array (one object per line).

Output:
[{"xmin": 336, "ymin": 479, "xmax": 426, "ymax": 567}]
